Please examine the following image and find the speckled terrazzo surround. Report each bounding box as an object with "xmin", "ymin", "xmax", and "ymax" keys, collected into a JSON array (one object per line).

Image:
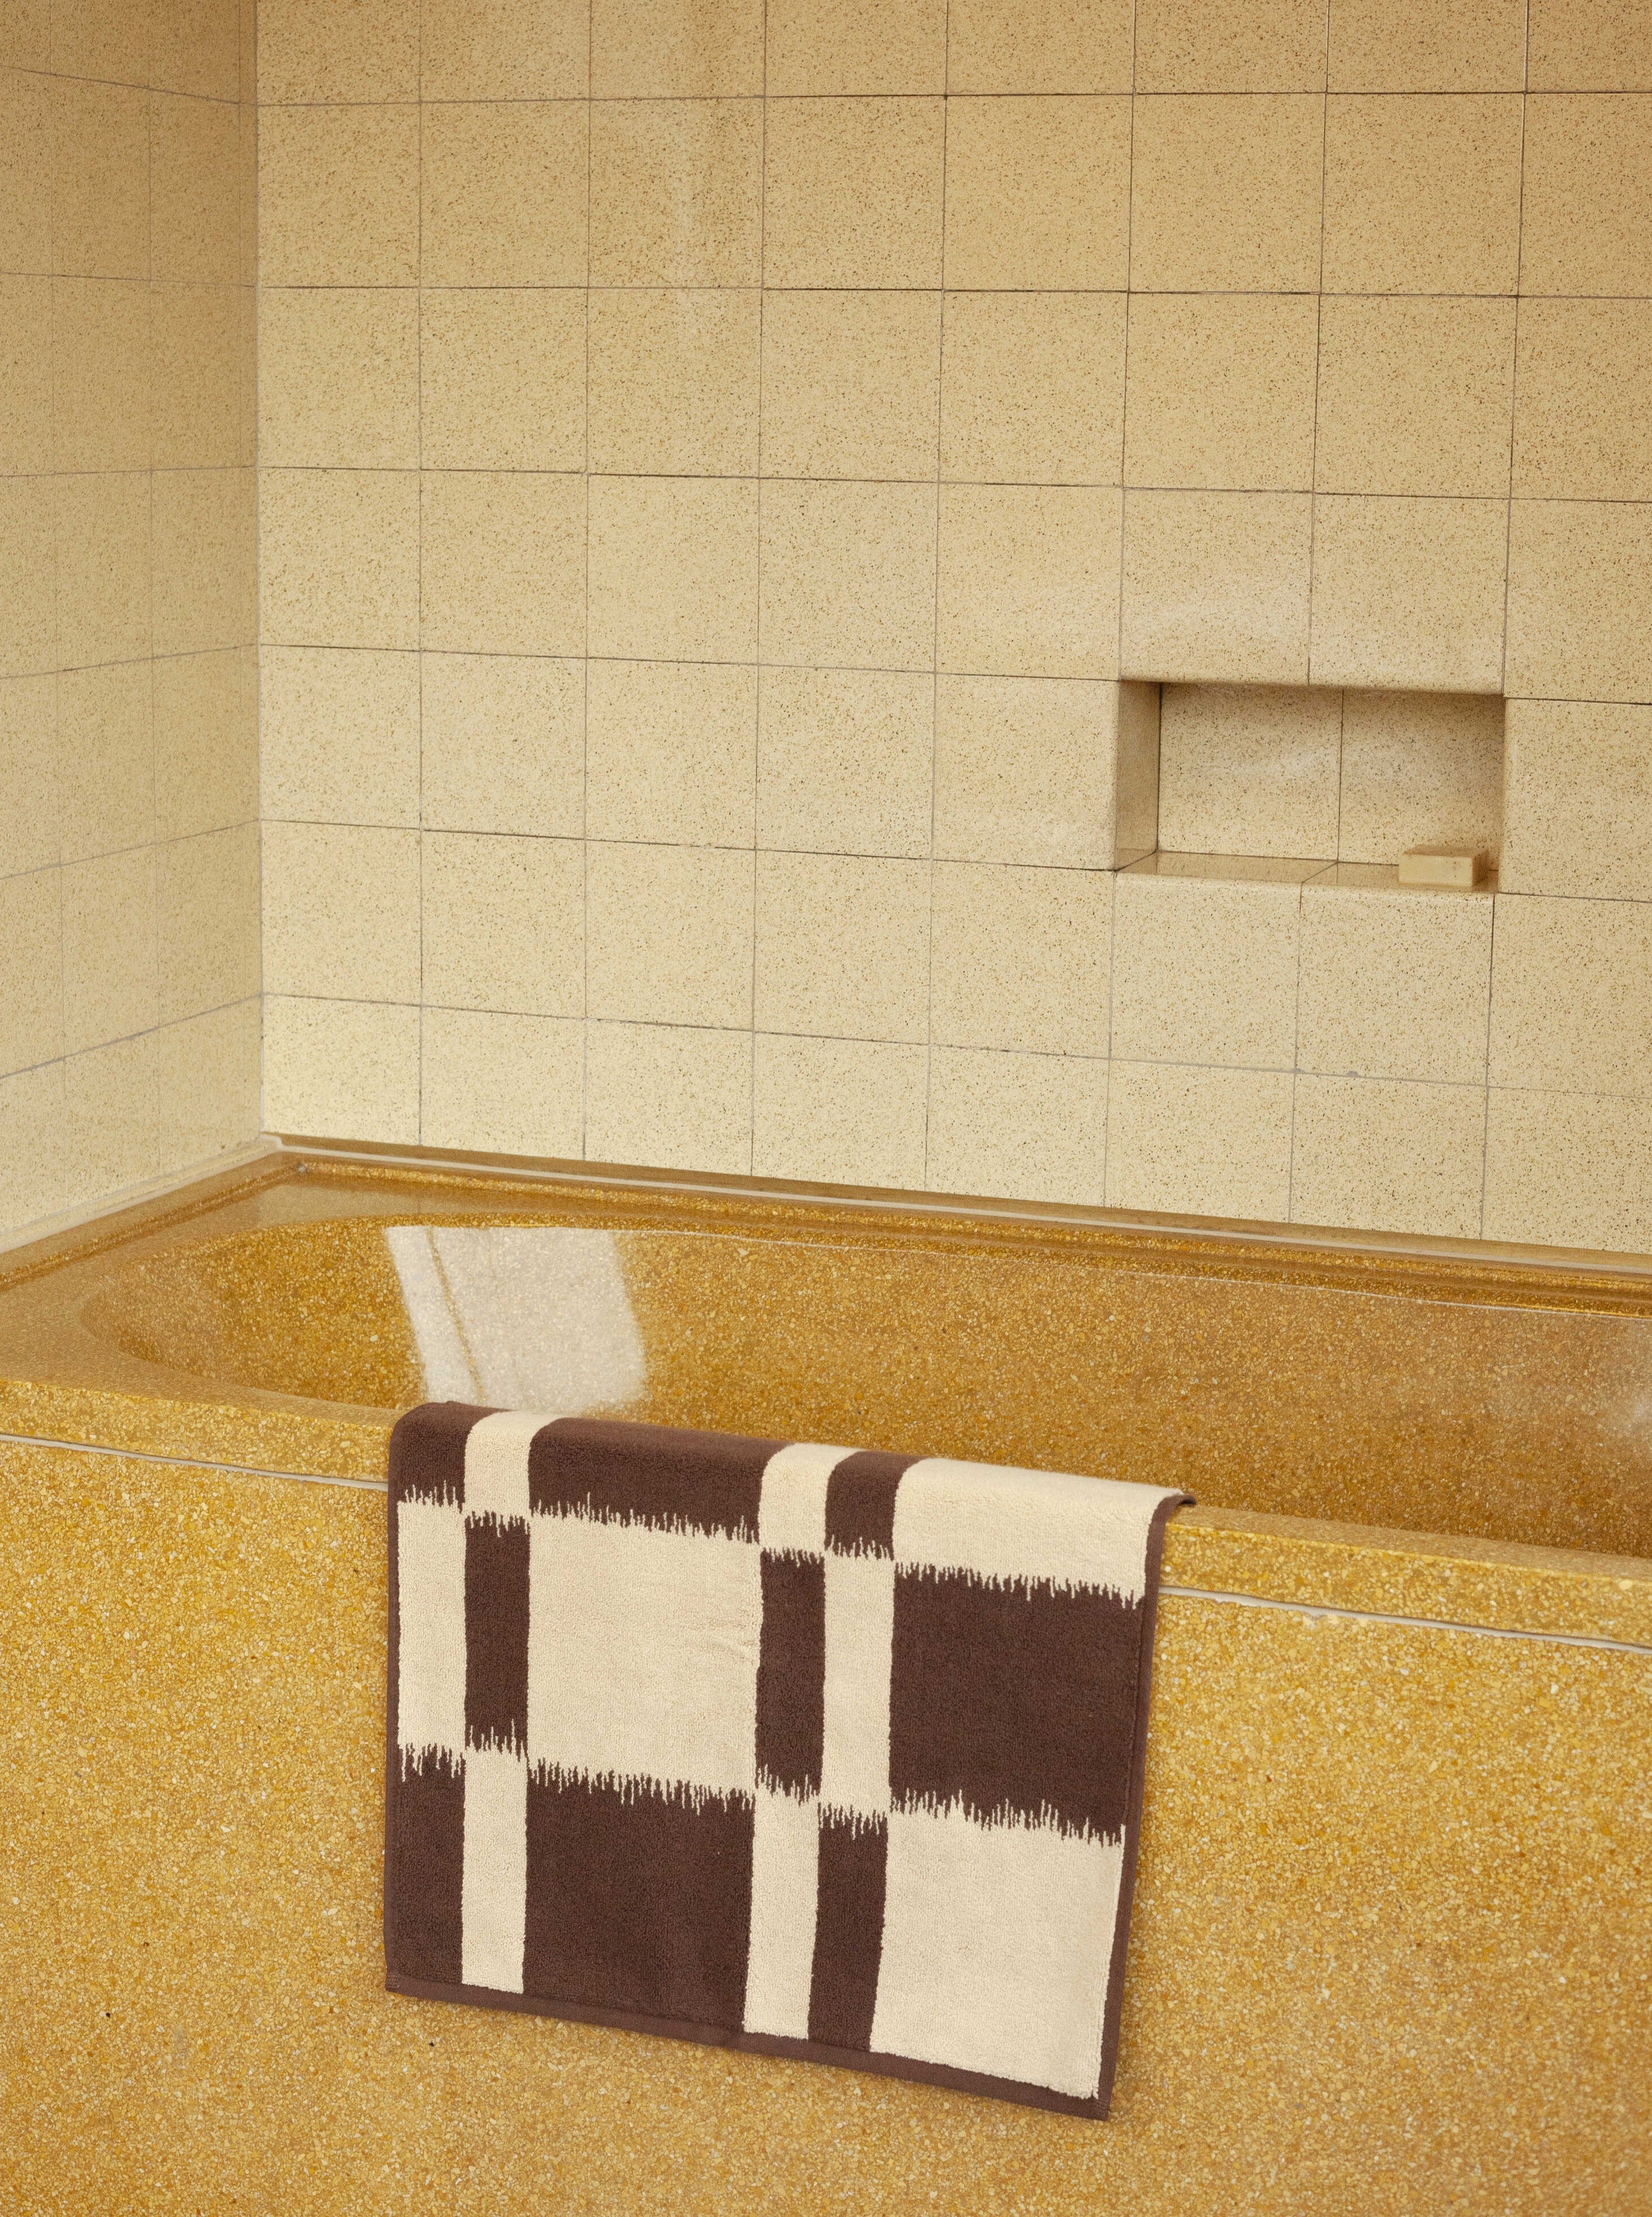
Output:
[{"xmin": 1, "ymin": 1150, "xmax": 1649, "ymax": 2212}]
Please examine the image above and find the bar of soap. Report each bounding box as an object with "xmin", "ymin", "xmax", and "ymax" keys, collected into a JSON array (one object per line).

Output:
[{"xmin": 1398, "ymin": 845, "xmax": 1489, "ymax": 889}]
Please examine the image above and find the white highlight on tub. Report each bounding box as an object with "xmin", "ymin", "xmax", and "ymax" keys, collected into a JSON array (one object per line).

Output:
[{"xmin": 384, "ymin": 1227, "xmax": 646, "ymax": 1415}]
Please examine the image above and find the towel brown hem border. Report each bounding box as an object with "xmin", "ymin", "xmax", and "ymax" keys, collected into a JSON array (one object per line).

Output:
[{"xmin": 382, "ymin": 1971, "xmax": 1110, "ymax": 2117}]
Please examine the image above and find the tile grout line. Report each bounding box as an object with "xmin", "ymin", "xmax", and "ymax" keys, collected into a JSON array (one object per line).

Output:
[
  {"xmin": 921, "ymin": 1, "xmax": 951, "ymax": 1199},
  {"xmin": 749, "ymin": 0, "xmax": 769, "ymax": 1183},
  {"xmin": 580, "ymin": 0, "xmax": 594, "ymax": 1170}
]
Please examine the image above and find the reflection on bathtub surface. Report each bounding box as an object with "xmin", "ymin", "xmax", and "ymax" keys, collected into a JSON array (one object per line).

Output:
[{"xmin": 384, "ymin": 1227, "xmax": 645, "ymax": 1415}]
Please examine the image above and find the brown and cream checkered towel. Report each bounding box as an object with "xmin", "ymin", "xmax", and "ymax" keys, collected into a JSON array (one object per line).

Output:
[{"xmin": 385, "ymin": 1408, "xmax": 1187, "ymax": 2116}]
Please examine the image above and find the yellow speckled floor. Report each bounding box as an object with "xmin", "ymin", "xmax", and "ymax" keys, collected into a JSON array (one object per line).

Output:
[{"xmin": 2, "ymin": 1443, "xmax": 1647, "ymax": 2215}]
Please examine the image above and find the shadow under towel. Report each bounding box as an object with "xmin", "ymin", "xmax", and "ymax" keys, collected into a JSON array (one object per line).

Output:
[{"xmin": 384, "ymin": 1409, "xmax": 1189, "ymax": 2116}]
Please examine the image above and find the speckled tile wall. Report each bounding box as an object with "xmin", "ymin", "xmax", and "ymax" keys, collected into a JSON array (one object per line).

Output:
[
  {"xmin": 0, "ymin": 0, "xmax": 261, "ymax": 1243},
  {"xmin": 244, "ymin": 0, "xmax": 1652, "ymax": 1252}
]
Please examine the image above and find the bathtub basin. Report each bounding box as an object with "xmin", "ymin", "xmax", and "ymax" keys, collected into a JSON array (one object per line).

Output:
[{"xmin": 0, "ymin": 1145, "xmax": 1647, "ymax": 2214}]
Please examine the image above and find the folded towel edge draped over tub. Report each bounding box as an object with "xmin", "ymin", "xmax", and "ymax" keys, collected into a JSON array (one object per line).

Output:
[{"xmin": 384, "ymin": 1408, "xmax": 1189, "ymax": 2118}]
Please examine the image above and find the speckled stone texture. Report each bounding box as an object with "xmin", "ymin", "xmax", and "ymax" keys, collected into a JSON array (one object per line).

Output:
[{"xmin": 2, "ymin": 1441, "xmax": 1647, "ymax": 2214}]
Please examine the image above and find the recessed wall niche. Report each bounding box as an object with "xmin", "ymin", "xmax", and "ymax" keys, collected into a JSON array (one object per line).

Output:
[{"xmin": 1150, "ymin": 685, "xmax": 1504, "ymax": 870}]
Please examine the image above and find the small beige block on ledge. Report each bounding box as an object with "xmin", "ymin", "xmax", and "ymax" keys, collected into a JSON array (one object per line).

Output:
[{"xmin": 1398, "ymin": 845, "xmax": 1490, "ymax": 890}]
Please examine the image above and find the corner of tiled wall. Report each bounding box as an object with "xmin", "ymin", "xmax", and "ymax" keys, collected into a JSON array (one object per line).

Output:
[
  {"xmin": 0, "ymin": 0, "xmax": 261, "ymax": 1241},
  {"xmin": 240, "ymin": 0, "xmax": 1652, "ymax": 1255}
]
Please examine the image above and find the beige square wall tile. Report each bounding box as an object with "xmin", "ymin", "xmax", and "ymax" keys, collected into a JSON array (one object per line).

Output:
[
  {"xmin": 1121, "ymin": 491, "xmax": 1312, "ymax": 686},
  {"xmin": 0, "ymin": 66, "xmax": 52, "ymax": 278},
  {"xmin": 1309, "ymin": 497, "xmax": 1507, "ymax": 694},
  {"xmin": 938, "ymin": 485, "xmax": 1120, "ymax": 680},
  {"xmin": 764, "ymin": 96, "xmax": 944, "ymax": 288},
  {"xmin": 57, "ymin": 660, "xmax": 152, "ymax": 864},
  {"xmin": 1337, "ymin": 689, "xmax": 1504, "ymax": 864},
  {"xmin": 1513, "ymin": 301, "xmax": 1652, "ymax": 502},
  {"xmin": 585, "ymin": 1020, "xmax": 753, "ymax": 1176},
  {"xmin": 1299, "ymin": 881, "xmax": 1493, "ymax": 1085},
  {"xmin": 150, "ymin": 283, "xmax": 241, "ymax": 472},
  {"xmin": 752, "ymin": 1033, "xmax": 928, "ymax": 1190},
  {"xmin": 1323, "ymin": 94, "xmax": 1523, "ymax": 294},
  {"xmin": 422, "ymin": 0, "xmax": 587, "ymax": 98},
  {"xmin": 61, "ymin": 846, "xmax": 155, "ymax": 1054},
  {"xmin": 0, "ymin": 673, "xmax": 59, "ymax": 879},
  {"xmin": 931, "ymin": 862, "xmax": 1110, "ymax": 1056},
  {"xmin": 421, "ymin": 289, "xmax": 586, "ymax": 474},
  {"xmin": 1529, "ymin": 2, "xmax": 1652, "ymax": 89},
  {"xmin": 259, "ymin": 468, "xmax": 420, "ymax": 650},
  {"xmin": 946, "ymin": 0, "xmax": 1132, "ymax": 93},
  {"xmin": 933, "ymin": 674, "xmax": 1120, "ymax": 868},
  {"xmin": 766, "ymin": 0, "xmax": 942, "ymax": 93},
  {"xmin": 1104, "ymin": 1061, "xmax": 1294, "ymax": 1222},
  {"xmin": 422, "ymin": 654, "xmax": 583, "ymax": 839},
  {"xmin": 157, "ymin": 824, "xmax": 259, "ymax": 1024},
  {"xmin": 943, "ymin": 96, "xmax": 1128, "ymax": 290},
  {"xmin": 757, "ymin": 666, "xmax": 932, "ymax": 859},
  {"xmin": 1130, "ymin": 94, "xmax": 1322, "ymax": 292},
  {"xmin": 51, "ymin": 278, "xmax": 149, "ymax": 475},
  {"xmin": 1483, "ymin": 1088, "xmax": 1652, "ymax": 1255},
  {"xmin": 941, "ymin": 293, "xmax": 1125, "ymax": 487},
  {"xmin": 927, "ymin": 1046, "xmax": 1108, "ymax": 1205},
  {"xmin": 0, "ymin": 275, "xmax": 50, "ymax": 475},
  {"xmin": 1290, "ymin": 1074, "xmax": 1486, "ymax": 1238},
  {"xmin": 1111, "ymin": 863, "xmax": 1303, "ymax": 1069},
  {"xmin": 587, "ymin": 842, "xmax": 754, "ymax": 1027},
  {"xmin": 1329, "ymin": 0, "xmax": 1527, "ymax": 90},
  {"xmin": 1505, "ymin": 501, "xmax": 1652, "ymax": 704},
  {"xmin": 588, "ymin": 661, "xmax": 756, "ymax": 846},
  {"xmin": 422, "ymin": 832, "xmax": 584, "ymax": 1017},
  {"xmin": 772, "ymin": 0, "xmax": 949, "ymax": 94},
  {"xmin": 258, "ymin": 290, "xmax": 418, "ymax": 472},
  {"xmin": 589, "ymin": 289, "xmax": 759, "ymax": 478},
  {"xmin": 755, "ymin": 852, "xmax": 929, "ymax": 1041},
  {"xmin": 50, "ymin": 80, "xmax": 147, "ymax": 279},
  {"xmin": 151, "ymin": 93, "xmax": 240, "ymax": 286},
  {"xmin": 1489, "ymin": 892, "xmax": 1652, "ymax": 1097},
  {"xmin": 261, "ymin": 821, "xmax": 419, "ymax": 1002},
  {"xmin": 591, "ymin": 100, "xmax": 762, "ymax": 286},
  {"xmin": 0, "ymin": 867, "xmax": 60, "ymax": 1075},
  {"xmin": 593, "ymin": 0, "xmax": 762, "ymax": 93},
  {"xmin": 1124, "ymin": 294, "xmax": 1318, "ymax": 493},
  {"xmin": 1157, "ymin": 684, "xmax": 1340, "ymax": 860},
  {"xmin": 761, "ymin": 480, "xmax": 936, "ymax": 671},
  {"xmin": 1315, "ymin": 298, "xmax": 1516, "ymax": 500},
  {"xmin": 590, "ymin": 476, "xmax": 757, "ymax": 662},
  {"xmin": 0, "ymin": 479, "xmax": 55, "ymax": 678},
  {"xmin": 259, "ymin": 647, "xmax": 419, "ymax": 826},
  {"xmin": 0, "ymin": 1064, "xmax": 65, "ymax": 1234},
  {"xmin": 422, "ymin": 1008, "xmax": 586, "ymax": 1159},
  {"xmin": 258, "ymin": 105, "xmax": 419, "ymax": 286},
  {"xmin": 152, "ymin": 468, "xmax": 256, "ymax": 658},
  {"xmin": 63, "ymin": 1033, "xmax": 159, "ymax": 1204},
  {"xmin": 155, "ymin": 998, "xmax": 261, "ymax": 1172},
  {"xmin": 422, "ymin": 102, "xmax": 588, "ymax": 287},
  {"xmin": 1135, "ymin": 0, "xmax": 1325, "ymax": 90},
  {"xmin": 761, "ymin": 290, "xmax": 941, "ymax": 481},
  {"xmin": 55, "ymin": 471, "xmax": 150, "ymax": 670},
  {"xmin": 1521, "ymin": 96, "xmax": 1652, "ymax": 295},
  {"xmin": 421, "ymin": 472, "xmax": 587, "ymax": 659},
  {"xmin": 262, "ymin": 995, "xmax": 420, "ymax": 1142},
  {"xmin": 1502, "ymin": 700, "xmax": 1652, "ymax": 900},
  {"xmin": 258, "ymin": 0, "xmax": 418, "ymax": 100},
  {"xmin": 154, "ymin": 646, "xmax": 257, "ymax": 841},
  {"xmin": 49, "ymin": 0, "xmax": 152, "ymax": 83}
]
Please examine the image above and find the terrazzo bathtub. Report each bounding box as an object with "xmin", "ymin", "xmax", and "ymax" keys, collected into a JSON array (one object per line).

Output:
[{"xmin": 1, "ymin": 1145, "xmax": 1648, "ymax": 2214}]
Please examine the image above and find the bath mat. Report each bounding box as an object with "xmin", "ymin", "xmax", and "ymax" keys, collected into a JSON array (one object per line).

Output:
[{"xmin": 385, "ymin": 1410, "xmax": 1187, "ymax": 2116}]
